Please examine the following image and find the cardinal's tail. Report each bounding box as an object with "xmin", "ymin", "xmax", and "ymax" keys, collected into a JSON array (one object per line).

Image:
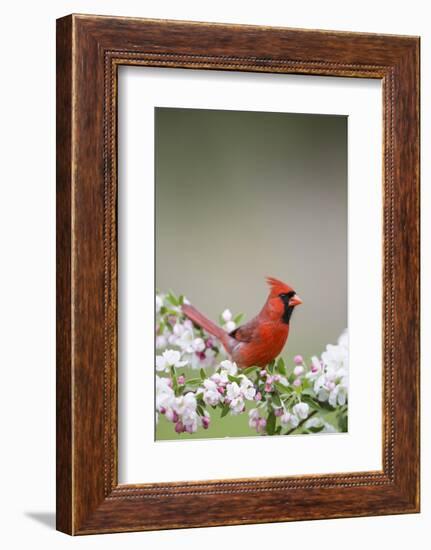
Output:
[{"xmin": 182, "ymin": 304, "xmax": 225, "ymax": 340}]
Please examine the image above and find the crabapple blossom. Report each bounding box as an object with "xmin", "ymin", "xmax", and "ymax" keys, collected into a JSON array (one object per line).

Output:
[
  {"xmin": 239, "ymin": 376, "xmax": 256, "ymax": 400},
  {"xmin": 219, "ymin": 360, "xmax": 238, "ymax": 375},
  {"xmin": 221, "ymin": 309, "xmax": 232, "ymax": 322},
  {"xmin": 280, "ymin": 412, "xmax": 299, "ymax": 429},
  {"xmin": 156, "ymin": 349, "xmax": 188, "ymax": 372},
  {"xmin": 201, "ymin": 379, "xmax": 222, "ymax": 406},
  {"xmin": 293, "ymin": 402, "xmax": 310, "ymax": 420},
  {"xmin": 156, "ymin": 335, "xmax": 168, "ymax": 350},
  {"xmin": 225, "ymin": 382, "xmax": 245, "ymax": 414},
  {"xmin": 224, "ymin": 320, "xmax": 236, "ymax": 333},
  {"xmin": 248, "ymin": 408, "xmax": 267, "ymax": 433},
  {"xmin": 293, "ymin": 365, "xmax": 304, "ymax": 376},
  {"xmin": 155, "ymin": 375, "xmax": 175, "ymax": 414},
  {"xmin": 156, "ymin": 294, "xmax": 163, "ymax": 313}
]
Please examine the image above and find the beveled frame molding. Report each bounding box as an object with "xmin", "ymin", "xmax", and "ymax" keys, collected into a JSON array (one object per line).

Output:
[{"xmin": 56, "ymin": 14, "xmax": 420, "ymax": 535}]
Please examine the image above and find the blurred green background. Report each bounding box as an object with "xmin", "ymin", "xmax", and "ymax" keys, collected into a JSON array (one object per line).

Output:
[{"xmin": 155, "ymin": 107, "xmax": 347, "ymax": 440}]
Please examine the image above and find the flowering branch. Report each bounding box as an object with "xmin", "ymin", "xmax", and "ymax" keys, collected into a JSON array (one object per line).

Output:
[{"xmin": 155, "ymin": 290, "xmax": 348, "ymax": 437}]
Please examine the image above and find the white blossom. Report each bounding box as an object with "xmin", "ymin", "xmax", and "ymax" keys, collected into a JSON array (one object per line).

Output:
[
  {"xmin": 226, "ymin": 382, "xmax": 245, "ymax": 414},
  {"xmin": 155, "ymin": 376, "xmax": 175, "ymax": 411},
  {"xmin": 239, "ymin": 376, "xmax": 256, "ymax": 400},
  {"xmin": 192, "ymin": 338, "xmax": 205, "ymax": 352},
  {"xmin": 219, "ymin": 360, "xmax": 238, "ymax": 375},
  {"xmin": 202, "ymin": 379, "xmax": 221, "ymax": 406},
  {"xmin": 224, "ymin": 320, "xmax": 236, "ymax": 333},
  {"xmin": 280, "ymin": 412, "xmax": 299, "ymax": 429},
  {"xmin": 155, "ymin": 294, "xmax": 163, "ymax": 313},
  {"xmin": 293, "ymin": 365, "xmax": 304, "ymax": 377},
  {"xmin": 293, "ymin": 402, "xmax": 310, "ymax": 420},
  {"xmin": 221, "ymin": 309, "xmax": 232, "ymax": 322}
]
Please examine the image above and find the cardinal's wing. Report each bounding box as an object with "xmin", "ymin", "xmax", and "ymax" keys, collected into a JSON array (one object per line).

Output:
[{"xmin": 229, "ymin": 317, "xmax": 259, "ymax": 343}]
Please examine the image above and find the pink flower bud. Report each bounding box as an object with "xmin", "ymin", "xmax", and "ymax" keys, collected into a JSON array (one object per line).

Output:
[
  {"xmin": 174, "ymin": 421, "xmax": 184, "ymax": 433},
  {"xmin": 196, "ymin": 351, "xmax": 206, "ymax": 360},
  {"xmin": 159, "ymin": 406, "xmax": 166, "ymax": 414},
  {"xmin": 294, "ymin": 355, "xmax": 303, "ymax": 365},
  {"xmin": 177, "ymin": 375, "xmax": 185, "ymax": 385},
  {"xmin": 172, "ymin": 411, "xmax": 179, "ymax": 423},
  {"xmin": 273, "ymin": 374, "xmax": 281, "ymax": 382},
  {"xmin": 258, "ymin": 418, "xmax": 267, "ymax": 429},
  {"xmin": 217, "ymin": 386, "xmax": 225, "ymax": 395},
  {"xmin": 265, "ymin": 383, "xmax": 273, "ymax": 393},
  {"xmin": 167, "ymin": 378, "xmax": 173, "ymax": 388},
  {"xmin": 293, "ymin": 378, "xmax": 301, "ymax": 387},
  {"xmin": 185, "ymin": 423, "xmax": 194, "ymax": 434},
  {"xmin": 254, "ymin": 392, "xmax": 262, "ymax": 401},
  {"xmin": 260, "ymin": 370, "xmax": 267, "ymax": 378},
  {"xmin": 311, "ymin": 365, "xmax": 320, "ymax": 373},
  {"xmin": 274, "ymin": 408, "xmax": 283, "ymax": 417},
  {"xmin": 201, "ymin": 416, "xmax": 210, "ymax": 429},
  {"xmin": 205, "ymin": 338, "xmax": 214, "ymax": 349},
  {"xmin": 327, "ymin": 381, "xmax": 336, "ymax": 390}
]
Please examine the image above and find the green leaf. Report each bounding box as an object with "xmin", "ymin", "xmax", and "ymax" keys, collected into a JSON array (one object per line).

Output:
[
  {"xmin": 243, "ymin": 366, "xmax": 260, "ymax": 376},
  {"xmin": 197, "ymin": 405, "xmax": 205, "ymax": 416},
  {"xmin": 338, "ymin": 412, "xmax": 348, "ymax": 432},
  {"xmin": 301, "ymin": 378, "xmax": 311, "ymax": 390},
  {"xmin": 274, "ymin": 381, "xmax": 290, "ymax": 395},
  {"xmin": 276, "ymin": 357, "xmax": 287, "ymax": 375},
  {"xmin": 317, "ymin": 400, "xmax": 336, "ymax": 411},
  {"xmin": 300, "ymin": 395, "xmax": 321, "ymax": 410},
  {"xmin": 185, "ymin": 378, "xmax": 203, "ymax": 386},
  {"xmin": 170, "ymin": 366, "xmax": 179, "ymax": 394},
  {"xmin": 227, "ymin": 374, "xmax": 242, "ymax": 384},
  {"xmin": 178, "ymin": 295, "xmax": 185, "ymax": 305},
  {"xmin": 308, "ymin": 425, "xmax": 325, "ymax": 433},
  {"xmin": 196, "ymin": 393, "xmax": 205, "ymax": 404},
  {"xmin": 200, "ymin": 368, "xmax": 206, "ymax": 380},
  {"xmin": 221, "ymin": 404, "xmax": 230, "ymax": 418},
  {"xmin": 233, "ymin": 313, "xmax": 244, "ymax": 324},
  {"xmin": 271, "ymin": 393, "xmax": 282, "ymax": 408},
  {"xmin": 301, "ymin": 388, "xmax": 315, "ymax": 397},
  {"xmin": 267, "ymin": 360, "xmax": 275, "ymax": 374},
  {"xmin": 266, "ymin": 412, "xmax": 276, "ymax": 435},
  {"xmin": 166, "ymin": 291, "xmax": 179, "ymax": 306}
]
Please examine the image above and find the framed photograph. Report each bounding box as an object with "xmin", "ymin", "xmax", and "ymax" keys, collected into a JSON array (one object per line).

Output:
[{"xmin": 56, "ymin": 14, "xmax": 420, "ymax": 534}]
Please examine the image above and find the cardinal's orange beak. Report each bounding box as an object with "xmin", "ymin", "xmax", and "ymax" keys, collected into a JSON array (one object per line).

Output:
[{"xmin": 289, "ymin": 294, "xmax": 303, "ymax": 307}]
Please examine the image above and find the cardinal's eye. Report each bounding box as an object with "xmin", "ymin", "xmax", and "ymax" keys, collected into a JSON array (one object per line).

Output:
[{"xmin": 279, "ymin": 291, "xmax": 296, "ymax": 300}]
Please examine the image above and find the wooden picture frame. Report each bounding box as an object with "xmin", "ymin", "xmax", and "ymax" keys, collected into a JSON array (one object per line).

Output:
[{"xmin": 56, "ymin": 14, "xmax": 420, "ymax": 535}]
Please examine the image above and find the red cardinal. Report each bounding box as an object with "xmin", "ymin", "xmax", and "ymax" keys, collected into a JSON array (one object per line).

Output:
[{"xmin": 182, "ymin": 277, "xmax": 302, "ymax": 368}]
